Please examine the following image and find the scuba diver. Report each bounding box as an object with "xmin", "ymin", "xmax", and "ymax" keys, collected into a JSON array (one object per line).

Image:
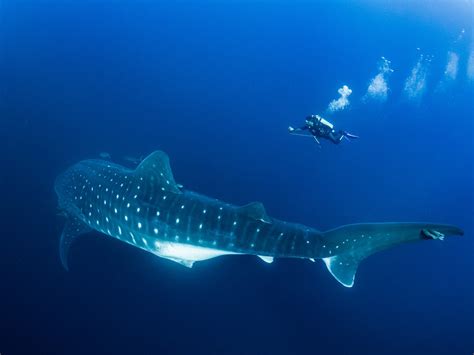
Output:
[{"xmin": 288, "ymin": 114, "xmax": 358, "ymax": 145}]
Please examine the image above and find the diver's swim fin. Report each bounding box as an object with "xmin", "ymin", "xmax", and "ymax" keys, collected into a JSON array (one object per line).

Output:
[{"xmin": 344, "ymin": 132, "xmax": 359, "ymax": 139}]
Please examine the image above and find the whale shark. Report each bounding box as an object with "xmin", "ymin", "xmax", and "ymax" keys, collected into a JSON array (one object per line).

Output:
[{"xmin": 55, "ymin": 150, "xmax": 464, "ymax": 287}]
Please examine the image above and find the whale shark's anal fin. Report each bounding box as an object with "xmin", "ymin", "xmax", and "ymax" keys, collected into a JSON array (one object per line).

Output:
[
  {"xmin": 321, "ymin": 223, "xmax": 464, "ymax": 287},
  {"xmin": 59, "ymin": 216, "xmax": 92, "ymax": 271},
  {"xmin": 136, "ymin": 151, "xmax": 182, "ymax": 194}
]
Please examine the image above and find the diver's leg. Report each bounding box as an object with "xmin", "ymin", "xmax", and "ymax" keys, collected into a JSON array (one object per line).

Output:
[
  {"xmin": 328, "ymin": 131, "xmax": 344, "ymax": 144},
  {"xmin": 288, "ymin": 125, "xmax": 308, "ymax": 133}
]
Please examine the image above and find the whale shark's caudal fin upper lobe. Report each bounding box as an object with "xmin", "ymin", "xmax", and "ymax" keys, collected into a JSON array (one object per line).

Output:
[{"xmin": 321, "ymin": 223, "xmax": 464, "ymax": 287}]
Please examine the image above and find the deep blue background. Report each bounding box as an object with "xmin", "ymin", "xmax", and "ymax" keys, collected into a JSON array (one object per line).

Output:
[{"xmin": 1, "ymin": 1, "xmax": 473, "ymax": 354}]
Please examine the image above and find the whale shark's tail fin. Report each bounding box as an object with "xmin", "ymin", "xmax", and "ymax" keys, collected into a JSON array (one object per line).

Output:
[{"xmin": 321, "ymin": 223, "xmax": 464, "ymax": 287}]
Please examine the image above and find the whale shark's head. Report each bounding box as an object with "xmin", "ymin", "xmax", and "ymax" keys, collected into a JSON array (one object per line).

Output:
[
  {"xmin": 55, "ymin": 165, "xmax": 79, "ymax": 212},
  {"xmin": 55, "ymin": 160, "xmax": 105, "ymax": 213}
]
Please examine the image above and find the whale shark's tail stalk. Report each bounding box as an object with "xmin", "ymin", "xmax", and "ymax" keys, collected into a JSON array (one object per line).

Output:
[{"xmin": 320, "ymin": 223, "xmax": 464, "ymax": 287}]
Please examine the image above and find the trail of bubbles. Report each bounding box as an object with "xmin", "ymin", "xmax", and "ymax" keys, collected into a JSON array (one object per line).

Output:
[
  {"xmin": 436, "ymin": 50, "xmax": 460, "ymax": 92},
  {"xmin": 403, "ymin": 53, "xmax": 431, "ymax": 102},
  {"xmin": 467, "ymin": 47, "xmax": 474, "ymax": 81},
  {"xmin": 365, "ymin": 57, "xmax": 393, "ymax": 101},
  {"xmin": 327, "ymin": 85, "xmax": 352, "ymax": 112},
  {"xmin": 444, "ymin": 51, "xmax": 459, "ymax": 81}
]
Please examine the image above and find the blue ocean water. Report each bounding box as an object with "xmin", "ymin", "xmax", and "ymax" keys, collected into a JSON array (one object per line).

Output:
[{"xmin": 1, "ymin": 1, "xmax": 473, "ymax": 354}]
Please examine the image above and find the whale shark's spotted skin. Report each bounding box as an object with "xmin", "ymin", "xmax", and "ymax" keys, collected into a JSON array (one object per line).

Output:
[
  {"xmin": 55, "ymin": 151, "xmax": 463, "ymax": 287},
  {"xmin": 56, "ymin": 155, "xmax": 323, "ymax": 259}
]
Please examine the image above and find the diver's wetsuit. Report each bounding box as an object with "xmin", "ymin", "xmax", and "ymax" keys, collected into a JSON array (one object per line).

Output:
[
  {"xmin": 299, "ymin": 122, "xmax": 345, "ymax": 144},
  {"xmin": 292, "ymin": 115, "xmax": 352, "ymax": 144}
]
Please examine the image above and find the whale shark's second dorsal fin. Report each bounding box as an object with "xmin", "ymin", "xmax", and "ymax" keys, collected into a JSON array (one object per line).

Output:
[
  {"xmin": 135, "ymin": 150, "xmax": 181, "ymax": 194},
  {"xmin": 238, "ymin": 202, "xmax": 272, "ymax": 223}
]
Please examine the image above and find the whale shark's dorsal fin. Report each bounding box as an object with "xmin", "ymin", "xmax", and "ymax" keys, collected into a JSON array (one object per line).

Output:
[
  {"xmin": 59, "ymin": 216, "xmax": 92, "ymax": 271},
  {"xmin": 135, "ymin": 150, "xmax": 181, "ymax": 194},
  {"xmin": 238, "ymin": 202, "xmax": 271, "ymax": 223}
]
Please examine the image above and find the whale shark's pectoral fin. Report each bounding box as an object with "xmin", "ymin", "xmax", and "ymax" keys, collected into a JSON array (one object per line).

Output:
[
  {"xmin": 238, "ymin": 202, "xmax": 272, "ymax": 223},
  {"xmin": 135, "ymin": 150, "xmax": 182, "ymax": 194},
  {"xmin": 59, "ymin": 216, "xmax": 92, "ymax": 271},
  {"xmin": 162, "ymin": 257, "xmax": 195, "ymax": 268}
]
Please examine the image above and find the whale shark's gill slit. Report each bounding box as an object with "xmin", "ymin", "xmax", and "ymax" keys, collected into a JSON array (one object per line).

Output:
[
  {"xmin": 239, "ymin": 220, "xmax": 251, "ymax": 251},
  {"xmin": 215, "ymin": 208, "xmax": 224, "ymax": 244},
  {"xmin": 185, "ymin": 200, "xmax": 197, "ymax": 243},
  {"xmin": 261, "ymin": 223, "xmax": 276, "ymax": 252},
  {"xmin": 165, "ymin": 195, "xmax": 182, "ymax": 240},
  {"xmin": 250, "ymin": 227, "xmax": 260, "ymax": 251}
]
